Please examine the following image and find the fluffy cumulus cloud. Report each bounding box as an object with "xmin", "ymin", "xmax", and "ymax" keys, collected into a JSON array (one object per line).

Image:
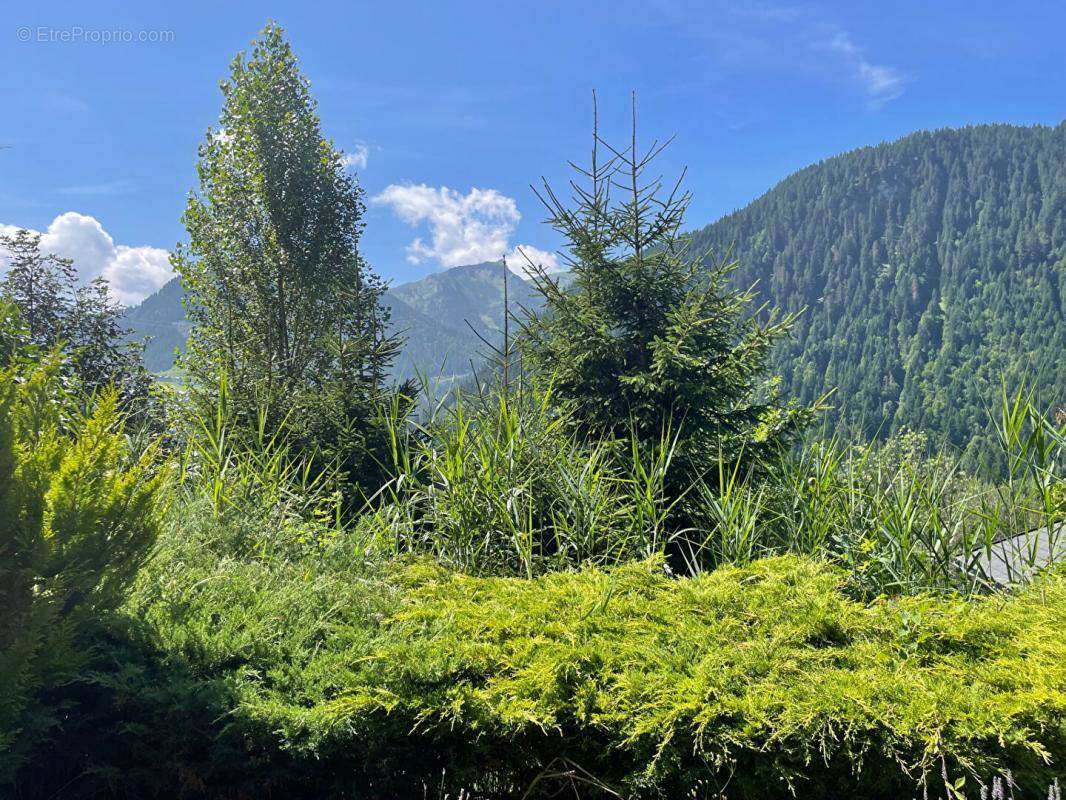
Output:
[
  {"xmin": 0, "ymin": 212, "xmax": 172, "ymax": 305},
  {"xmin": 372, "ymin": 184, "xmax": 559, "ymax": 276},
  {"xmin": 504, "ymin": 244, "xmax": 560, "ymax": 278}
]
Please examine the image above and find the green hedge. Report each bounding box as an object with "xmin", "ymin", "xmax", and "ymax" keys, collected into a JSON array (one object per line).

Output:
[
  {"xmin": 330, "ymin": 557, "xmax": 1066, "ymax": 797},
  {"xmin": 18, "ymin": 536, "xmax": 1066, "ymax": 798}
]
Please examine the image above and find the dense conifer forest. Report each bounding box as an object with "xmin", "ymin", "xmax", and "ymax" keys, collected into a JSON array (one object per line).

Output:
[{"xmin": 690, "ymin": 123, "xmax": 1066, "ymax": 471}]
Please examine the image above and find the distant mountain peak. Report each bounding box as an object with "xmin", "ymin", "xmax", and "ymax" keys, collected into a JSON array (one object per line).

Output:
[{"xmin": 124, "ymin": 261, "xmax": 544, "ymax": 378}]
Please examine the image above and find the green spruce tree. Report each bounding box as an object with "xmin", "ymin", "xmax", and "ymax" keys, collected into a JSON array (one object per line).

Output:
[
  {"xmin": 0, "ymin": 229, "xmax": 74, "ymax": 348},
  {"xmin": 521, "ymin": 96, "xmax": 812, "ymax": 480}
]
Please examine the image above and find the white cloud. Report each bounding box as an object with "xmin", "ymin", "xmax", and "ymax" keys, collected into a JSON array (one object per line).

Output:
[
  {"xmin": 101, "ymin": 246, "xmax": 174, "ymax": 305},
  {"xmin": 820, "ymin": 32, "xmax": 904, "ymax": 107},
  {"xmin": 0, "ymin": 212, "xmax": 172, "ymax": 305},
  {"xmin": 373, "ymin": 184, "xmax": 521, "ymax": 267},
  {"xmin": 505, "ymin": 244, "xmax": 560, "ymax": 278},
  {"xmin": 341, "ymin": 144, "xmax": 369, "ymax": 171},
  {"xmin": 373, "ymin": 184, "xmax": 561, "ymax": 277}
]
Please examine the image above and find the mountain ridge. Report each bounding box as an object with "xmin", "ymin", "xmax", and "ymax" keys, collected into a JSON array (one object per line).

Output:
[
  {"xmin": 688, "ymin": 120, "xmax": 1066, "ymax": 469},
  {"xmin": 124, "ymin": 121, "xmax": 1066, "ymax": 467},
  {"xmin": 124, "ymin": 261, "xmax": 544, "ymax": 380}
]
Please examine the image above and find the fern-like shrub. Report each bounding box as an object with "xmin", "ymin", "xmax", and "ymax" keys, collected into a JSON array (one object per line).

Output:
[{"xmin": 0, "ymin": 353, "xmax": 163, "ymax": 784}]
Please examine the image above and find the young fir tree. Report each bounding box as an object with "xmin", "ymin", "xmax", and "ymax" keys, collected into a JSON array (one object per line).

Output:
[
  {"xmin": 173, "ymin": 23, "xmax": 401, "ymax": 493},
  {"xmin": 521, "ymin": 96, "xmax": 812, "ymax": 479}
]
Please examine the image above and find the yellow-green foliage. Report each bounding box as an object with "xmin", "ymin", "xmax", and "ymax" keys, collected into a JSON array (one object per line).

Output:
[
  {"xmin": 324, "ymin": 557, "xmax": 1066, "ymax": 797},
  {"xmin": 71, "ymin": 512, "xmax": 1066, "ymax": 798},
  {"xmin": 0, "ymin": 355, "xmax": 163, "ymax": 782}
]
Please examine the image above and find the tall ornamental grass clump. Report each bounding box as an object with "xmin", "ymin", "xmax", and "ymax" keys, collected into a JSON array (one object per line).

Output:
[
  {"xmin": 355, "ymin": 379, "xmax": 1062, "ymax": 591},
  {"xmin": 682, "ymin": 388, "xmax": 1064, "ymax": 595},
  {"xmin": 172, "ymin": 371, "xmax": 345, "ymax": 560},
  {"xmin": 0, "ymin": 351, "xmax": 163, "ymax": 783},
  {"xmin": 364, "ymin": 384, "xmax": 687, "ymax": 576}
]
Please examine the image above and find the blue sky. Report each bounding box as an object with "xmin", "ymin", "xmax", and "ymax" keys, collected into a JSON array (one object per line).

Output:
[{"xmin": 2, "ymin": 0, "xmax": 1064, "ymax": 302}]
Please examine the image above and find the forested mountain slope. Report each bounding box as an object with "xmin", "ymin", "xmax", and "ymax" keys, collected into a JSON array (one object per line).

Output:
[
  {"xmin": 122, "ymin": 276, "xmax": 189, "ymax": 373},
  {"xmin": 690, "ymin": 122, "xmax": 1065, "ymax": 470},
  {"xmin": 386, "ymin": 262, "xmax": 542, "ymax": 381}
]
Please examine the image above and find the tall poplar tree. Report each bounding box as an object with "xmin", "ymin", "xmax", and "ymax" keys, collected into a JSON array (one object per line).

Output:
[{"xmin": 174, "ymin": 23, "xmax": 400, "ymax": 491}]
